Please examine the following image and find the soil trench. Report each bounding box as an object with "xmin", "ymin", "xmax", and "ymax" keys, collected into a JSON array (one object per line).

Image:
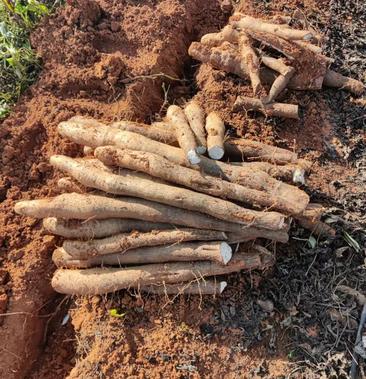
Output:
[{"xmin": 0, "ymin": 0, "xmax": 364, "ymax": 378}]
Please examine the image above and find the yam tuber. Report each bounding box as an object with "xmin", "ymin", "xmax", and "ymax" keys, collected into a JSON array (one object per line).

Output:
[
  {"xmin": 166, "ymin": 105, "xmax": 200, "ymax": 164},
  {"xmin": 141, "ymin": 280, "xmax": 227, "ymax": 295},
  {"xmin": 323, "ymin": 70, "xmax": 364, "ymax": 96},
  {"xmin": 238, "ymin": 32, "xmax": 263, "ymax": 95},
  {"xmin": 51, "ymin": 248, "xmax": 274, "ymax": 295},
  {"xmin": 224, "ymin": 138, "xmax": 298, "ymax": 164},
  {"xmin": 184, "ymin": 101, "xmax": 207, "ymax": 154},
  {"xmin": 233, "ymin": 96, "xmax": 299, "ymax": 119},
  {"xmin": 231, "ymin": 14, "xmax": 313, "ymax": 41},
  {"xmin": 43, "ymin": 217, "xmax": 173, "ymax": 239},
  {"xmin": 57, "ymin": 121, "xmax": 309, "ymax": 215},
  {"xmin": 62, "ymin": 228, "xmax": 228, "ymax": 259},
  {"xmin": 201, "ymin": 25, "xmax": 239, "ymax": 47},
  {"xmin": 231, "ymin": 161, "xmax": 305, "ymax": 184},
  {"xmin": 205, "ymin": 112, "xmax": 225, "ymax": 160},
  {"xmin": 95, "ymin": 146, "xmax": 305, "ymax": 215},
  {"xmin": 50, "ymin": 155, "xmax": 286, "ymax": 230},
  {"xmin": 16, "ymin": 193, "xmax": 264, "ymax": 233},
  {"xmin": 53, "ymin": 241, "xmax": 233, "ymax": 268}
]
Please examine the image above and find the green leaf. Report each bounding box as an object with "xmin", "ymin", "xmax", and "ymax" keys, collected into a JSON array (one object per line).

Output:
[{"xmin": 108, "ymin": 309, "xmax": 126, "ymax": 319}]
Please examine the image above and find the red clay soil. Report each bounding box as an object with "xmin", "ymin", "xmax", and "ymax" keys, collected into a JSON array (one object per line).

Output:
[{"xmin": 0, "ymin": 0, "xmax": 363, "ymax": 378}]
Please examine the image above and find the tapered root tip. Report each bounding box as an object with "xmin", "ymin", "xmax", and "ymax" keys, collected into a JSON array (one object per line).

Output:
[
  {"xmin": 14, "ymin": 201, "xmax": 27, "ymax": 215},
  {"xmin": 293, "ymin": 168, "xmax": 306, "ymax": 185},
  {"xmin": 196, "ymin": 146, "xmax": 207, "ymax": 154},
  {"xmin": 187, "ymin": 149, "xmax": 201, "ymax": 165},
  {"xmin": 219, "ymin": 281, "xmax": 228, "ymax": 294},
  {"xmin": 220, "ymin": 242, "xmax": 232, "ymax": 265},
  {"xmin": 208, "ymin": 146, "xmax": 224, "ymax": 160}
]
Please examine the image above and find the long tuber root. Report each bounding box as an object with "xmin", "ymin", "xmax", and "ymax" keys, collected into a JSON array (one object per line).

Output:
[
  {"xmin": 224, "ymin": 138, "xmax": 298, "ymax": 164},
  {"xmin": 57, "ymin": 121, "xmax": 308, "ymax": 213},
  {"xmin": 16, "ymin": 193, "xmax": 268, "ymax": 233},
  {"xmin": 205, "ymin": 112, "xmax": 225, "ymax": 160},
  {"xmin": 53, "ymin": 241, "xmax": 233, "ymax": 268},
  {"xmin": 50, "ymin": 155, "xmax": 286, "ymax": 230},
  {"xmin": 231, "ymin": 161, "xmax": 305, "ymax": 184},
  {"xmin": 43, "ymin": 217, "xmax": 173, "ymax": 239},
  {"xmin": 62, "ymin": 228, "xmax": 228, "ymax": 259},
  {"xmin": 51, "ymin": 248, "xmax": 274, "ymax": 295},
  {"xmin": 95, "ymin": 146, "xmax": 305, "ymax": 215},
  {"xmin": 184, "ymin": 101, "xmax": 207, "ymax": 154},
  {"xmin": 231, "ymin": 14, "xmax": 313, "ymax": 41},
  {"xmin": 323, "ymin": 70, "xmax": 364, "ymax": 96},
  {"xmin": 233, "ymin": 96, "xmax": 299, "ymax": 119},
  {"xmin": 166, "ymin": 105, "xmax": 200, "ymax": 165},
  {"xmin": 238, "ymin": 32, "xmax": 263, "ymax": 95},
  {"xmin": 140, "ymin": 280, "xmax": 227, "ymax": 295},
  {"xmin": 57, "ymin": 177, "xmax": 85, "ymax": 193}
]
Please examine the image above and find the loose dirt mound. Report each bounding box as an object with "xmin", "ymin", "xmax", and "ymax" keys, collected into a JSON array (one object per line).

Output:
[{"xmin": 0, "ymin": 0, "xmax": 364, "ymax": 378}]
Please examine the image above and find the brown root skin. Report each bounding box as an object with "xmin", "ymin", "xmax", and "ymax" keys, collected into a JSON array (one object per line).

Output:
[
  {"xmin": 51, "ymin": 248, "xmax": 274, "ymax": 295},
  {"xmin": 43, "ymin": 217, "xmax": 173, "ymax": 239},
  {"xmin": 51, "ymin": 155, "xmax": 286, "ymax": 229},
  {"xmin": 234, "ymin": 96, "xmax": 299, "ymax": 119},
  {"xmin": 205, "ymin": 112, "xmax": 225, "ymax": 160},
  {"xmin": 295, "ymin": 203, "xmax": 336, "ymax": 237},
  {"xmin": 231, "ymin": 14, "xmax": 313, "ymax": 41},
  {"xmin": 57, "ymin": 121, "xmax": 308, "ymax": 215},
  {"xmin": 62, "ymin": 228, "xmax": 228, "ymax": 259},
  {"xmin": 95, "ymin": 146, "xmax": 306, "ymax": 216},
  {"xmin": 231, "ymin": 161, "xmax": 305, "ymax": 184},
  {"xmin": 183, "ymin": 101, "xmax": 207, "ymax": 153},
  {"xmin": 238, "ymin": 32, "xmax": 263, "ymax": 95},
  {"xmin": 166, "ymin": 105, "xmax": 200, "ymax": 165},
  {"xmin": 16, "ymin": 193, "xmax": 263, "ymax": 233},
  {"xmin": 53, "ymin": 241, "xmax": 233, "ymax": 268},
  {"xmin": 224, "ymin": 138, "xmax": 298, "ymax": 164},
  {"xmin": 263, "ymin": 67, "xmax": 296, "ymax": 103},
  {"xmin": 140, "ymin": 280, "xmax": 228, "ymax": 295},
  {"xmin": 324, "ymin": 70, "xmax": 364, "ymax": 96}
]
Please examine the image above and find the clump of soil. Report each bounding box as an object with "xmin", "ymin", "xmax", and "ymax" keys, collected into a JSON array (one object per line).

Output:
[{"xmin": 0, "ymin": 0, "xmax": 364, "ymax": 378}]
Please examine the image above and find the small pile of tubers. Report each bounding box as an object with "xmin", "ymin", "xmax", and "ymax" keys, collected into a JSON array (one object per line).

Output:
[
  {"xmin": 15, "ymin": 102, "xmax": 334, "ymax": 297},
  {"xmin": 189, "ymin": 13, "xmax": 364, "ymax": 119}
]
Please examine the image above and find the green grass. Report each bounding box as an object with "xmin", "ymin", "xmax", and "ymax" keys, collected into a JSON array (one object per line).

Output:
[{"xmin": 0, "ymin": 0, "xmax": 59, "ymax": 119}]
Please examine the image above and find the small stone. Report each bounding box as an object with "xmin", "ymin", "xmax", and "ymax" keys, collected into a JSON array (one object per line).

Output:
[
  {"xmin": 257, "ymin": 299, "xmax": 274, "ymax": 313},
  {"xmin": 110, "ymin": 21, "xmax": 120, "ymax": 32}
]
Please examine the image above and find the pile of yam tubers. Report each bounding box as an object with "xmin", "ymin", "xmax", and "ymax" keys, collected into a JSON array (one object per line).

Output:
[
  {"xmin": 189, "ymin": 14, "xmax": 364, "ymax": 119},
  {"xmin": 15, "ymin": 102, "xmax": 333, "ymax": 296}
]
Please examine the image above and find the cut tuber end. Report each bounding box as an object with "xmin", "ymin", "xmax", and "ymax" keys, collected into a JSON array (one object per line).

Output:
[
  {"xmin": 292, "ymin": 168, "xmax": 306, "ymax": 185},
  {"xmin": 219, "ymin": 281, "xmax": 228, "ymax": 293},
  {"xmin": 196, "ymin": 146, "xmax": 207, "ymax": 154},
  {"xmin": 220, "ymin": 242, "xmax": 233, "ymax": 265},
  {"xmin": 208, "ymin": 146, "xmax": 225, "ymax": 160},
  {"xmin": 187, "ymin": 149, "xmax": 201, "ymax": 165}
]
